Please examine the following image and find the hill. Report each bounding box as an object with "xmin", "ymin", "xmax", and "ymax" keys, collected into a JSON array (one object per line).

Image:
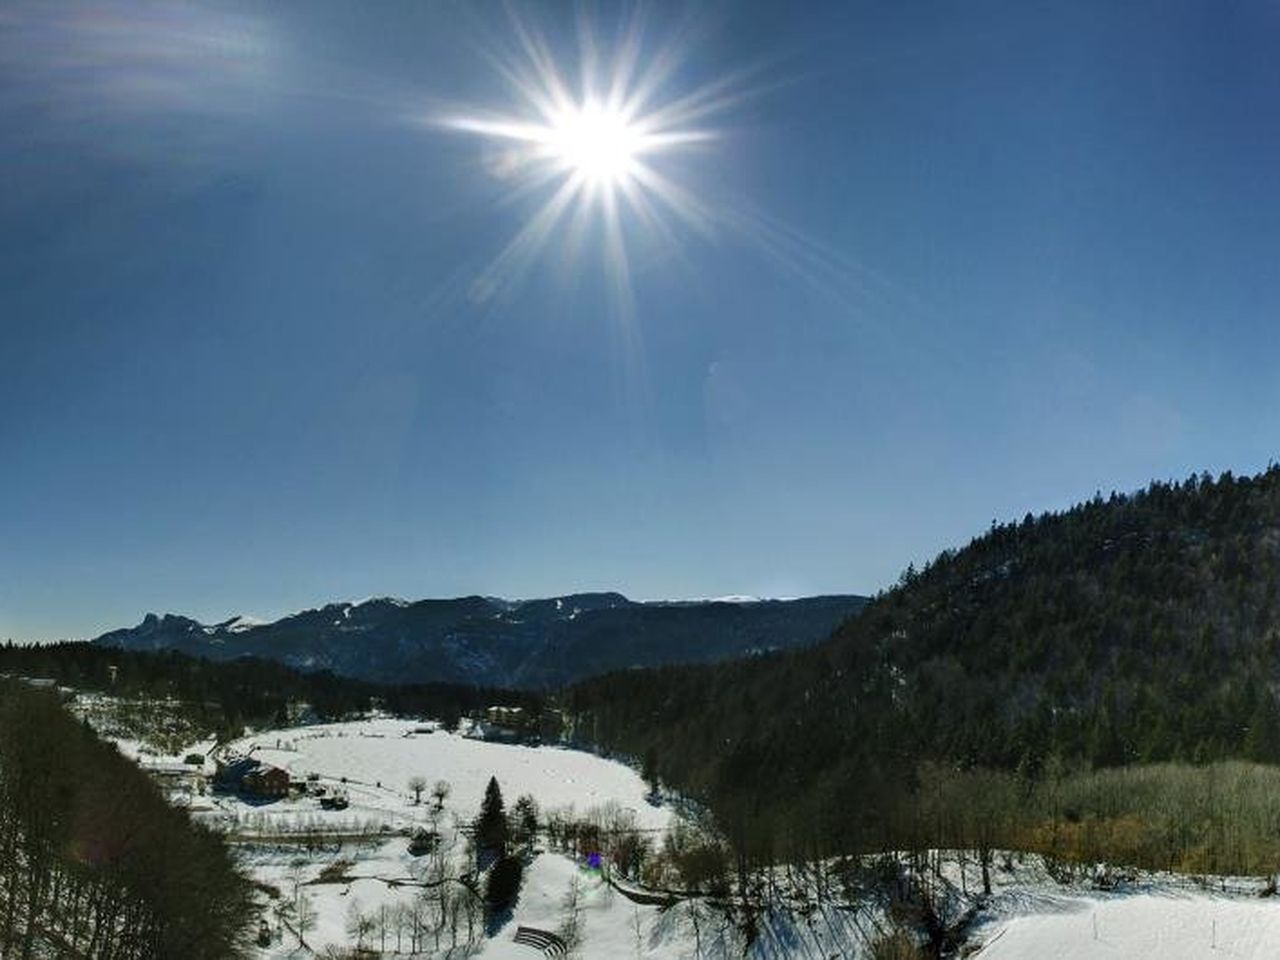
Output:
[
  {"xmin": 0, "ymin": 641, "xmax": 543, "ymax": 740},
  {"xmin": 0, "ymin": 681, "xmax": 251, "ymax": 957},
  {"xmin": 91, "ymin": 592, "xmax": 867, "ymax": 688},
  {"xmin": 565, "ymin": 467, "xmax": 1280, "ymax": 861}
]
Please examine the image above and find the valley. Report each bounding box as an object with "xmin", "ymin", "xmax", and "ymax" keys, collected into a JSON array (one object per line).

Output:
[{"xmin": 69, "ymin": 687, "xmax": 1280, "ymax": 959}]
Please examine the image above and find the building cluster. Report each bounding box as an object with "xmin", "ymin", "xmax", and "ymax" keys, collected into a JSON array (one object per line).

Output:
[
  {"xmin": 466, "ymin": 704, "xmax": 532, "ymax": 743},
  {"xmin": 215, "ymin": 756, "xmax": 291, "ymax": 800}
]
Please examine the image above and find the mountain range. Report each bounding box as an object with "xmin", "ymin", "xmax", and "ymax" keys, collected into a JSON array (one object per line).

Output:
[{"xmin": 91, "ymin": 592, "xmax": 867, "ymax": 688}]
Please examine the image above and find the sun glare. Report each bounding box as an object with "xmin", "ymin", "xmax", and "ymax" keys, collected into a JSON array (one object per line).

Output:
[
  {"xmin": 435, "ymin": 12, "xmax": 740, "ymax": 307},
  {"xmin": 546, "ymin": 102, "xmax": 641, "ymax": 184}
]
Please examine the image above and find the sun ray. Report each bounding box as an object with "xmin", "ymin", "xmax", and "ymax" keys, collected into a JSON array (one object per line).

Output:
[
  {"xmin": 435, "ymin": 9, "xmax": 733, "ymax": 309},
  {"xmin": 422, "ymin": 6, "xmax": 946, "ymax": 440},
  {"xmin": 627, "ymin": 161, "xmax": 717, "ymax": 239},
  {"xmin": 471, "ymin": 172, "xmax": 584, "ymax": 302}
]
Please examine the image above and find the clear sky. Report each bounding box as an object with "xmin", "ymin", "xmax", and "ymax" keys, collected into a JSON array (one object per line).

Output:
[{"xmin": 4, "ymin": 1, "xmax": 1280, "ymax": 641}]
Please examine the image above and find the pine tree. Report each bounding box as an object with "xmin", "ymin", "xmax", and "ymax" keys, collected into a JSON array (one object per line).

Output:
[
  {"xmin": 512, "ymin": 794, "xmax": 539, "ymax": 850},
  {"xmin": 476, "ymin": 776, "xmax": 509, "ymax": 855},
  {"xmin": 484, "ymin": 855, "xmax": 524, "ymax": 930},
  {"xmin": 642, "ymin": 746, "xmax": 660, "ymax": 798}
]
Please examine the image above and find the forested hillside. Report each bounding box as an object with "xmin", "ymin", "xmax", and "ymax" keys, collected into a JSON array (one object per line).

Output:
[
  {"xmin": 0, "ymin": 682, "xmax": 251, "ymax": 958},
  {"xmin": 565, "ymin": 467, "xmax": 1280, "ymax": 866},
  {"xmin": 0, "ymin": 643, "xmax": 544, "ymax": 739}
]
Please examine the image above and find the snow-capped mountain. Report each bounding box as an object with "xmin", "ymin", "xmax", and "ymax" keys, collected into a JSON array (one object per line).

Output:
[{"xmin": 91, "ymin": 593, "xmax": 867, "ymax": 688}]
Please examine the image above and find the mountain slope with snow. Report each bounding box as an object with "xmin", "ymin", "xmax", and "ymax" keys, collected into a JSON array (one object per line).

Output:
[{"xmin": 92, "ymin": 592, "xmax": 866, "ymax": 688}]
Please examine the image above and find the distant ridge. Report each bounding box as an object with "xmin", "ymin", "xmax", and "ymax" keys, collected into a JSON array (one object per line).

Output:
[{"xmin": 92, "ymin": 592, "xmax": 867, "ymax": 688}]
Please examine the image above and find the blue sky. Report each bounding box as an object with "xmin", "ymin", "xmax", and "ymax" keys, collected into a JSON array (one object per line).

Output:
[{"xmin": 4, "ymin": 1, "xmax": 1280, "ymax": 641}]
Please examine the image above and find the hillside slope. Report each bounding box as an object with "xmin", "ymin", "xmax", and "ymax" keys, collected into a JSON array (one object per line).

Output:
[
  {"xmin": 566, "ymin": 467, "xmax": 1280, "ymax": 852},
  {"xmin": 92, "ymin": 593, "xmax": 867, "ymax": 688}
]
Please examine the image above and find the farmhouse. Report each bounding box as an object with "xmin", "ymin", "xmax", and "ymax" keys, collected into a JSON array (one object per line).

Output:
[
  {"xmin": 463, "ymin": 705, "xmax": 532, "ymax": 743},
  {"xmin": 485, "ymin": 705, "xmax": 524, "ymax": 726},
  {"xmin": 244, "ymin": 764, "xmax": 290, "ymax": 799},
  {"xmin": 137, "ymin": 760, "xmax": 205, "ymax": 797},
  {"xmin": 216, "ymin": 757, "xmax": 291, "ymax": 799}
]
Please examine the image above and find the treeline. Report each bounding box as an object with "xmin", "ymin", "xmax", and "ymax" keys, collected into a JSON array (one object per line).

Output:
[
  {"xmin": 0, "ymin": 681, "xmax": 251, "ymax": 957},
  {"xmin": 0, "ymin": 642, "xmax": 546, "ymax": 740},
  {"xmin": 565, "ymin": 465, "xmax": 1280, "ymax": 872},
  {"xmin": 882, "ymin": 760, "xmax": 1280, "ymax": 882}
]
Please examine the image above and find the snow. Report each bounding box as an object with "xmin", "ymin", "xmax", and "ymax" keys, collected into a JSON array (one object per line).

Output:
[
  {"xmin": 352, "ymin": 596, "xmax": 409, "ymax": 608},
  {"xmin": 228, "ymin": 615, "xmax": 268, "ymax": 632},
  {"xmin": 199, "ymin": 717, "xmax": 1280, "ymax": 959},
  {"xmin": 86, "ymin": 704, "xmax": 1280, "ymax": 959},
  {"xmin": 204, "ymin": 717, "xmax": 692, "ymax": 958},
  {"xmin": 978, "ymin": 888, "xmax": 1280, "ymax": 959},
  {"xmin": 644, "ymin": 595, "xmax": 764, "ymax": 604},
  {"xmin": 474, "ymin": 855, "xmax": 656, "ymax": 960},
  {"xmin": 220, "ymin": 717, "xmax": 670, "ymax": 834}
]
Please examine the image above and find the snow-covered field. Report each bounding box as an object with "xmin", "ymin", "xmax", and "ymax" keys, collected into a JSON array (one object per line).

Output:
[
  {"xmin": 211, "ymin": 718, "xmax": 869, "ymax": 958},
  {"xmin": 977, "ymin": 887, "xmax": 1280, "ymax": 959},
  {"xmin": 213, "ymin": 717, "xmax": 670, "ymax": 836},
  {"xmin": 213, "ymin": 718, "xmax": 695, "ymax": 957},
  {"xmin": 79, "ymin": 702, "xmax": 1280, "ymax": 958}
]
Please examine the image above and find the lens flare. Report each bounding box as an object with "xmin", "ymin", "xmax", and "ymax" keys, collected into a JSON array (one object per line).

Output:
[
  {"xmin": 430, "ymin": 10, "xmax": 900, "ymax": 361},
  {"xmin": 435, "ymin": 11, "xmax": 736, "ymax": 308}
]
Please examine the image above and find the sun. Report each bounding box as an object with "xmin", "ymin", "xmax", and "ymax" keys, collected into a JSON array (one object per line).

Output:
[
  {"xmin": 545, "ymin": 101, "xmax": 642, "ymax": 185},
  {"xmin": 434, "ymin": 11, "xmax": 738, "ymax": 307},
  {"xmin": 426, "ymin": 13, "xmax": 869, "ymax": 374}
]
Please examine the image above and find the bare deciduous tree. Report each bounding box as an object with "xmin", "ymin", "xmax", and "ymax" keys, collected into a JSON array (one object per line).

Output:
[
  {"xmin": 408, "ymin": 775, "xmax": 428, "ymax": 805},
  {"xmin": 296, "ymin": 892, "xmax": 317, "ymax": 949},
  {"xmin": 432, "ymin": 779, "xmax": 452, "ymax": 810}
]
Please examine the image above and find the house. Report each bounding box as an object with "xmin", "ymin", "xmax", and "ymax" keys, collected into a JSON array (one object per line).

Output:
[
  {"xmin": 460, "ymin": 705, "xmax": 531, "ymax": 742},
  {"xmin": 468, "ymin": 721, "xmax": 520, "ymax": 743},
  {"xmin": 215, "ymin": 757, "xmax": 257, "ymax": 791},
  {"xmin": 215, "ymin": 757, "xmax": 290, "ymax": 800},
  {"xmin": 140, "ymin": 761, "xmax": 204, "ymax": 795},
  {"xmin": 244, "ymin": 764, "xmax": 290, "ymax": 799},
  {"xmin": 485, "ymin": 705, "xmax": 525, "ymax": 727}
]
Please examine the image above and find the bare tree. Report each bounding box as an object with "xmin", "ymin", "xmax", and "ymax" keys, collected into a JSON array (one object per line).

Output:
[
  {"xmin": 345, "ymin": 901, "xmax": 374, "ymax": 951},
  {"xmin": 285, "ymin": 858, "xmax": 307, "ymax": 908},
  {"xmin": 687, "ymin": 900, "xmax": 706, "ymax": 959},
  {"xmin": 410, "ymin": 894, "xmax": 430, "ymax": 953},
  {"xmin": 296, "ymin": 892, "xmax": 317, "ymax": 949},
  {"xmin": 272, "ymin": 896, "xmax": 295, "ymax": 940},
  {"xmin": 559, "ymin": 876, "xmax": 584, "ymax": 953},
  {"xmin": 408, "ymin": 775, "xmax": 428, "ymax": 805},
  {"xmin": 375, "ymin": 904, "xmax": 388, "ymax": 954},
  {"xmin": 464, "ymin": 883, "xmax": 484, "ymax": 945},
  {"xmin": 632, "ymin": 904, "xmax": 645, "ymax": 958},
  {"xmin": 432, "ymin": 779, "xmax": 452, "ymax": 811}
]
